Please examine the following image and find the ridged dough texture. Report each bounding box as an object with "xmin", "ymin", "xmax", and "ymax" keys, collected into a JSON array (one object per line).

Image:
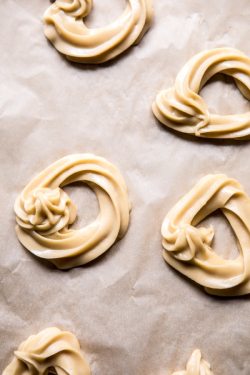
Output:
[
  {"xmin": 15, "ymin": 154, "xmax": 131, "ymax": 269},
  {"xmin": 171, "ymin": 350, "xmax": 214, "ymax": 375},
  {"xmin": 153, "ymin": 48, "xmax": 250, "ymax": 139},
  {"xmin": 162, "ymin": 174, "xmax": 250, "ymax": 296},
  {"xmin": 43, "ymin": 0, "xmax": 153, "ymax": 63},
  {"xmin": 2, "ymin": 327, "xmax": 91, "ymax": 375}
]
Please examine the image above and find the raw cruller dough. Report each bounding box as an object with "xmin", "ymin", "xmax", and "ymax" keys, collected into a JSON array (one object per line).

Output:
[
  {"xmin": 15, "ymin": 154, "xmax": 131, "ymax": 269},
  {"xmin": 171, "ymin": 349, "xmax": 214, "ymax": 375},
  {"xmin": 2, "ymin": 327, "xmax": 91, "ymax": 375},
  {"xmin": 153, "ymin": 48, "xmax": 250, "ymax": 139},
  {"xmin": 161, "ymin": 174, "xmax": 250, "ymax": 296},
  {"xmin": 43, "ymin": 0, "xmax": 153, "ymax": 64}
]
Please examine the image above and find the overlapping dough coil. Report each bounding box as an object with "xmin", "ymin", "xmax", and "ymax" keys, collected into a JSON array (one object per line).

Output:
[
  {"xmin": 15, "ymin": 154, "xmax": 131, "ymax": 269},
  {"xmin": 2, "ymin": 327, "xmax": 91, "ymax": 375},
  {"xmin": 153, "ymin": 48, "xmax": 250, "ymax": 139},
  {"xmin": 43, "ymin": 0, "xmax": 153, "ymax": 63},
  {"xmin": 162, "ymin": 174, "xmax": 250, "ymax": 296},
  {"xmin": 171, "ymin": 350, "xmax": 214, "ymax": 375}
]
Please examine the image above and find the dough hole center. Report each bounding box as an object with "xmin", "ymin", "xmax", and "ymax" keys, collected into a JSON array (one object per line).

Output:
[
  {"xmin": 64, "ymin": 182, "xmax": 99, "ymax": 229},
  {"xmin": 85, "ymin": 0, "xmax": 125, "ymax": 28},
  {"xmin": 198, "ymin": 210, "xmax": 239, "ymax": 260},
  {"xmin": 200, "ymin": 73, "xmax": 250, "ymax": 116}
]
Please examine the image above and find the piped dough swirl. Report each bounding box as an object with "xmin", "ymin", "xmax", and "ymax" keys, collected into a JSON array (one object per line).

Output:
[
  {"xmin": 15, "ymin": 154, "xmax": 131, "ymax": 269},
  {"xmin": 162, "ymin": 174, "xmax": 250, "ymax": 296},
  {"xmin": 2, "ymin": 327, "xmax": 91, "ymax": 375},
  {"xmin": 43, "ymin": 0, "xmax": 153, "ymax": 63},
  {"xmin": 153, "ymin": 48, "xmax": 250, "ymax": 139},
  {"xmin": 171, "ymin": 350, "xmax": 214, "ymax": 375}
]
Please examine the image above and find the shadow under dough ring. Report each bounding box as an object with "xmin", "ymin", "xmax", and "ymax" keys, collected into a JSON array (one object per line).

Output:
[
  {"xmin": 43, "ymin": 0, "xmax": 153, "ymax": 64},
  {"xmin": 3, "ymin": 327, "xmax": 91, "ymax": 375},
  {"xmin": 161, "ymin": 174, "xmax": 250, "ymax": 296},
  {"xmin": 15, "ymin": 154, "xmax": 131, "ymax": 269},
  {"xmin": 153, "ymin": 48, "xmax": 250, "ymax": 139}
]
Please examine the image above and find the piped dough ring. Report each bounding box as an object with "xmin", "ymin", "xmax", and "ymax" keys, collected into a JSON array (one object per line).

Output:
[
  {"xmin": 43, "ymin": 0, "xmax": 153, "ymax": 64},
  {"xmin": 153, "ymin": 48, "xmax": 250, "ymax": 139},
  {"xmin": 161, "ymin": 174, "xmax": 250, "ymax": 296},
  {"xmin": 2, "ymin": 327, "xmax": 91, "ymax": 375},
  {"xmin": 171, "ymin": 350, "xmax": 214, "ymax": 375},
  {"xmin": 14, "ymin": 154, "xmax": 131, "ymax": 269}
]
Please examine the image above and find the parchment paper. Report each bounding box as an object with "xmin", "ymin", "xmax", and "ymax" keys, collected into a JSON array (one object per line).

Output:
[{"xmin": 1, "ymin": 1, "xmax": 250, "ymax": 374}]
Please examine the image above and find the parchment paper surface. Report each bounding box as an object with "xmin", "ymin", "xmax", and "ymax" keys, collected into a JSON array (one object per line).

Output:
[{"xmin": 1, "ymin": 1, "xmax": 250, "ymax": 374}]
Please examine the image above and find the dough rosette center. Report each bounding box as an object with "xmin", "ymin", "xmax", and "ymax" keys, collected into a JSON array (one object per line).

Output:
[
  {"xmin": 168, "ymin": 224, "xmax": 214, "ymax": 262},
  {"xmin": 16, "ymin": 187, "xmax": 77, "ymax": 235},
  {"xmin": 55, "ymin": 0, "xmax": 92, "ymax": 18}
]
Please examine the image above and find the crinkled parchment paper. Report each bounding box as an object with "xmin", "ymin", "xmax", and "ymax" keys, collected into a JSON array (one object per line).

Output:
[{"xmin": 1, "ymin": 1, "xmax": 250, "ymax": 374}]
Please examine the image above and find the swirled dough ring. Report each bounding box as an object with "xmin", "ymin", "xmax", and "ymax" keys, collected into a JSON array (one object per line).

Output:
[
  {"xmin": 14, "ymin": 154, "xmax": 131, "ymax": 269},
  {"xmin": 43, "ymin": 0, "xmax": 153, "ymax": 64},
  {"xmin": 162, "ymin": 174, "xmax": 250, "ymax": 296},
  {"xmin": 3, "ymin": 327, "xmax": 91, "ymax": 375},
  {"xmin": 171, "ymin": 350, "xmax": 214, "ymax": 375},
  {"xmin": 153, "ymin": 48, "xmax": 250, "ymax": 139}
]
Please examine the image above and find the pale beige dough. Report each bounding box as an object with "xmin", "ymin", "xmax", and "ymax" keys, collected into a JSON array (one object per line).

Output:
[
  {"xmin": 15, "ymin": 154, "xmax": 131, "ymax": 269},
  {"xmin": 162, "ymin": 174, "xmax": 250, "ymax": 296},
  {"xmin": 2, "ymin": 327, "xmax": 91, "ymax": 375},
  {"xmin": 43, "ymin": 0, "xmax": 153, "ymax": 64},
  {"xmin": 153, "ymin": 48, "xmax": 250, "ymax": 139},
  {"xmin": 171, "ymin": 350, "xmax": 214, "ymax": 375}
]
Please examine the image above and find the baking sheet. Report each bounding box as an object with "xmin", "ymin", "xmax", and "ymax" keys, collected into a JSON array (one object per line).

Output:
[{"xmin": 1, "ymin": 0, "xmax": 250, "ymax": 374}]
